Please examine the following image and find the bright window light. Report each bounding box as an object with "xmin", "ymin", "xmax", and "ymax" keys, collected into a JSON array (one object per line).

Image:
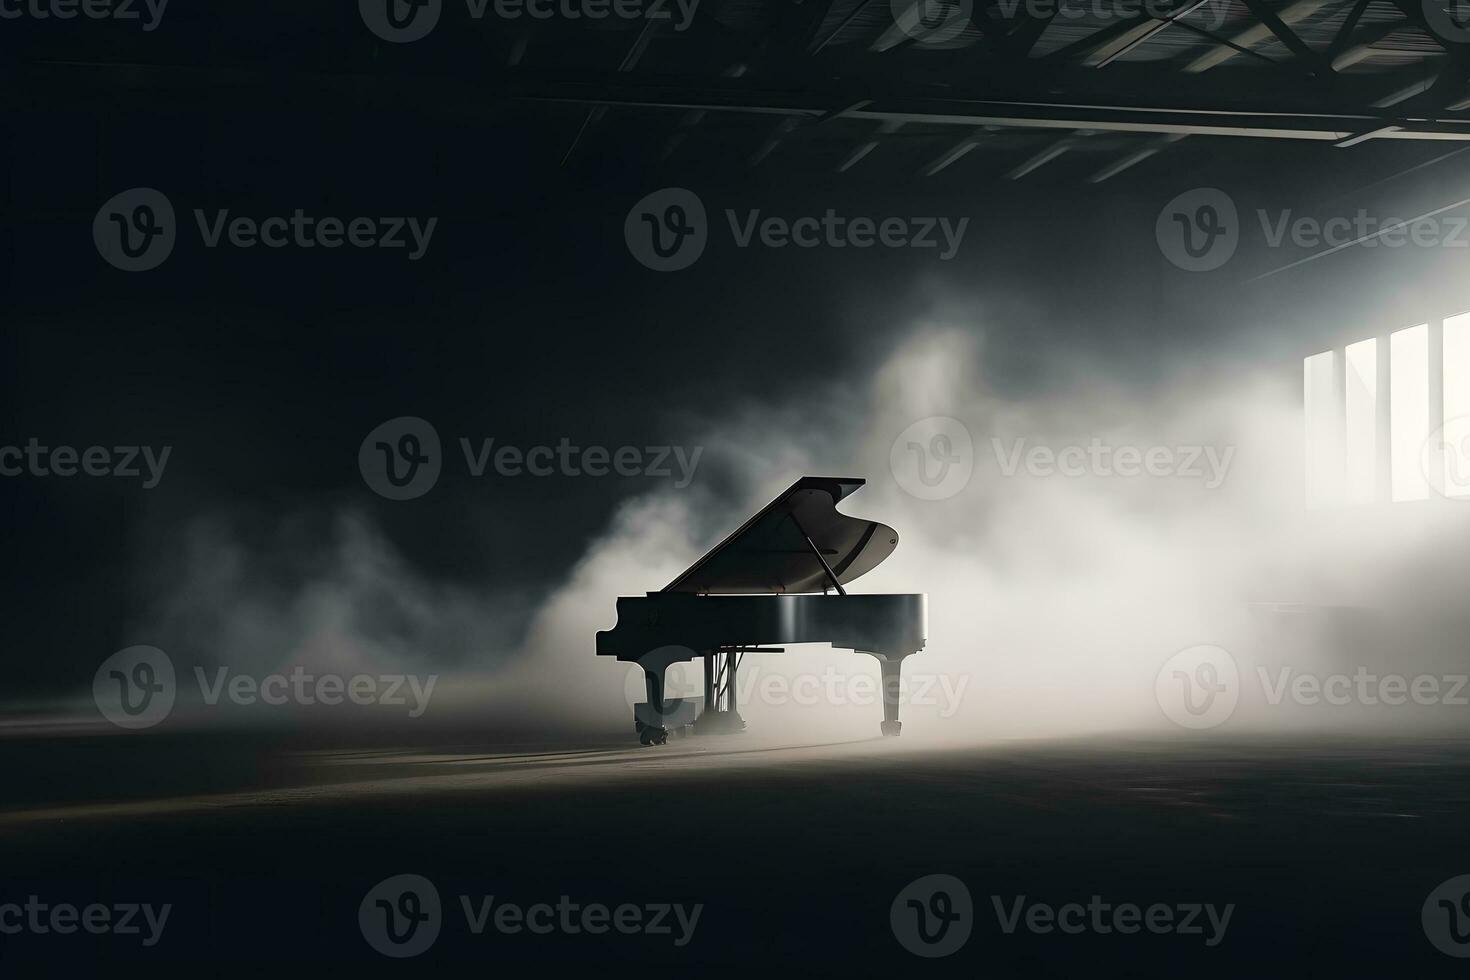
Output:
[
  {"xmin": 1304, "ymin": 350, "xmax": 1340, "ymax": 509},
  {"xmin": 1391, "ymin": 324, "xmax": 1430, "ymax": 502},
  {"xmin": 1344, "ymin": 338, "xmax": 1377, "ymax": 505},
  {"xmin": 1444, "ymin": 312, "xmax": 1470, "ymax": 498}
]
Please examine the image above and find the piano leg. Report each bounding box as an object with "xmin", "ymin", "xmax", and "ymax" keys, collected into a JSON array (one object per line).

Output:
[
  {"xmin": 631, "ymin": 646, "xmax": 696, "ymax": 745},
  {"xmin": 878, "ymin": 656, "xmax": 903, "ymax": 737},
  {"xmin": 639, "ymin": 667, "xmax": 669, "ymax": 745}
]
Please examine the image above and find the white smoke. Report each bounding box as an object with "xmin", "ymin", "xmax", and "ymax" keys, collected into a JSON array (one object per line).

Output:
[
  {"xmin": 509, "ymin": 322, "xmax": 1470, "ymax": 741},
  {"xmin": 124, "ymin": 319, "xmax": 1470, "ymax": 741}
]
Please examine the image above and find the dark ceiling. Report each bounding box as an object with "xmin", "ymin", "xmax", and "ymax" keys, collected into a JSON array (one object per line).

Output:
[{"xmin": 7, "ymin": 0, "xmax": 1470, "ymax": 187}]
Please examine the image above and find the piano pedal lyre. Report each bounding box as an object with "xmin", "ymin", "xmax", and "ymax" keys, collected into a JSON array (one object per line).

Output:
[
  {"xmin": 635, "ymin": 718, "xmax": 670, "ymax": 745},
  {"xmin": 690, "ymin": 646, "xmax": 748, "ymax": 736}
]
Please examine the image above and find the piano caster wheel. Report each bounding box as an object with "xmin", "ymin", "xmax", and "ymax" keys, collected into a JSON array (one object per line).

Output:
[
  {"xmin": 880, "ymin": 721, "xmax": 902, "ymax": 737},
  {"xmin": 638, "ymin": 725, "xmax": 670, "ymax": 746}
]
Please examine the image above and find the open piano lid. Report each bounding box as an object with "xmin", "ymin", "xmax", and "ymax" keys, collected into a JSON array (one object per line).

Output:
[{"xmin": 664, "ymin": 476, "xmax": 898, "ymax": 595}]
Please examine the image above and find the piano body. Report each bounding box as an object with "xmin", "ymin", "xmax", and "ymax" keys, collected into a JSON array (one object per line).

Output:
[{"xmin": 595, "ymin": 476, "xmax": 928, "ymax": 744}]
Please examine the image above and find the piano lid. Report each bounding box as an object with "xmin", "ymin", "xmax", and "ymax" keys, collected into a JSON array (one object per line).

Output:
[{"xmin": 664, "ymin": 476, "xmax": 899, "ymax": 595}]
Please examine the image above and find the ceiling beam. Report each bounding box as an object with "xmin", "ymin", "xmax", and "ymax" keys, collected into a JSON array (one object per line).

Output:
[
  {"xmin": 659, "ymin": 63, "xmax": 748, "ymax": 161},
  {"xmin": 1045, "ymin": 16, "xmax": 1154, "ymax": 63},
  {"xmin": 561, "ymin": 19, "xmax": 662, "ymax": 165},
  {"xmin": 1384, "ymin": 0, "xmax": 1470, "ymax": 111},
  {"xmin": 750, "ymin": 117, "xmax": 803, "ymax": 165},
  {"xmin": 1086, "ymin": 0, "xmax": 1216, "ymax": 68},
  {"xmin": 872, "ymin": 0, "xmax": 924, "ymax": 52},
  {"xmin": 19, "ymin": 62, "xmax": 1470, "ymax": 142},
  {"xmin": 1001, "ymin": 6, "xmax": 1058, "ymax": 60},
  {"xmin": 1373, "ymin": 74, "xmax": 1438, "ymax": 107},
  {"xmin": 508, "ymin": 33, "xmax": 531, "ymax": 67},
  {"xmin": 1325, "ymin": 0, "xmax": 1374, "ymax": 62},
  {"xmin": 813, "ymin": 0, "xmax": 877, "ymax": 52},
  {"xmin": 1183, "ymin": 0, "xmax": 1331, "ymax": 73},
  {"xmin": 1167, "ymin": 18, "xmax": 1318, "ymax": 76},
  {"xmin": 1006, "ymin": 131, "xmax": 1090, "ymax": 177},
  {"xmin": 512, "ymin": 79, "xmax": 1470, "ymax": 140},
  {"xmin": 838, "ymin": 119, "xmax": 904, "ymax": 171},
  {"xmin": 918, "ymin": 127, "xmax": 996, "ymax": 175},
  {"xmin": 1327, "ymin": 14, "xmax": 1404, "ymax": 70},
  {"xmin": 1087, "ymin": 133, "xmax": 1186, "ymax": 181},
  {"xmin": 1239, "ymin": 0, "xmax": 1333, "ymax": 75},
  {"xmin": 1332, "ymin": 123, "xmax": 1403, "ymax": 146}
]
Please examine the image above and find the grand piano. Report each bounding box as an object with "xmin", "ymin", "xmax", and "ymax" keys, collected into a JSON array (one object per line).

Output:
[{"xmin": 596, "ymin": 476, "xmax": 928, "ymax": 744}]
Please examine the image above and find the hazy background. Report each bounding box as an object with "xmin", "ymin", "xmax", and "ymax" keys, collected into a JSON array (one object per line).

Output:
[
  {"xmin": 8, "ymin": 82, "xmax": 1470, "ymax": 740},
  {"xmin": 14, "ymin": 301, "xmax": 1470, "ymax": 741}
]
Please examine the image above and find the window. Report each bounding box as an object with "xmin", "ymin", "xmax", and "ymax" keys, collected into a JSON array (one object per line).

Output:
[
  {"xmin": 1302, "ymin": 314, "xmax": 1470, "ymax": 506},
  {"xmin": 1390, "ymin": 324, "xmax": 1429, "ymax": 502},
  {"xmin": 1443, "ymin": 312, "xmax": 1470, "ymax": 499},
  {"xmin": 1344, "ymin": 338, "xmax": 1377, "ymax": 505},
  {"xmin": 1304, "ymin": 350, "xmax": 1340, "ymax": 510}
]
